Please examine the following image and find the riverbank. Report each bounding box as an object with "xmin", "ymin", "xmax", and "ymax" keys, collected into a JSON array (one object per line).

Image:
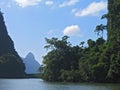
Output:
[{"xmin": 25, "ymin": 73, "xmax": 43, "ymax": 78}]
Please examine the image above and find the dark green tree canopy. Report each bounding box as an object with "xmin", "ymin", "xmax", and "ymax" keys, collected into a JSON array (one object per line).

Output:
[{"xmin": 41, "ymin": 0, "xmax": 120, "ymax": 83}]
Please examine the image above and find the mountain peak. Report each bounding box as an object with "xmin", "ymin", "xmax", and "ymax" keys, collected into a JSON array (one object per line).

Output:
[
  {"xmin": 25, "ymin": 52, "xmax": 35, "ymax": 60},
  {"xmin": 22, "ymin": 52, "xmax": 40, "ymax": 74}
]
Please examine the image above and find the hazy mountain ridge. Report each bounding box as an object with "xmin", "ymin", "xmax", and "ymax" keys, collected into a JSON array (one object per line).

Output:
[{"xmin": 22, "ymin": 52, "xmax": 40, "ymax": 74}]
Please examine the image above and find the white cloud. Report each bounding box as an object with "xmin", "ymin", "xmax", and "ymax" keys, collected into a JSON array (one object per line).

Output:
[
  {"xmin": 63, "ymin": 25, "xmax": 80, "ymax": 36},
  {"xmin": 72, "ymin": 8, "xmax": 78, "ymax": 13},
  {"xmin": 14, "ymin": 0, "xmax": 42, "ymax": 8},
  {"xmin": 75, "ymin": 1, "xmax": 107, "ymax": 17},
  {"xmin": 59, "ymin": 0, "xmax": 79, "ymax": 8},
  {"xmin": 45, "ymin": 1, "xmax": 54, "ymax": 6}
]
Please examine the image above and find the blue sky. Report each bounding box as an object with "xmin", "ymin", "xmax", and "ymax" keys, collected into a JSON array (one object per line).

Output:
[{"xmin": 0, "ymin": 0, "xmax": 107, "ymax": 64}]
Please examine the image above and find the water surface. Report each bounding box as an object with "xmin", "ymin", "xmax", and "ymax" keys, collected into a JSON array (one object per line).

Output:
[{"xmin": 0, "ymin": 79, "xmax": 120, "ymax": 90}]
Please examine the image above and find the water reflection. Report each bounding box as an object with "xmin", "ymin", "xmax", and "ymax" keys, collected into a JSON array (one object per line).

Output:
[{"xmin": 0, "ymin": 79, "xmax": 120, "ymax": 90}]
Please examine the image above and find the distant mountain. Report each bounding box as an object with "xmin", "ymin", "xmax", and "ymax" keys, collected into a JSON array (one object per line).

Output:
[
  {"xmin": 22, "ymin": 52, "xmax": 40, "ymax": 74},
  {"xmin": 0, "ymin": 11, "xmax": 25, "ymax": 78}
]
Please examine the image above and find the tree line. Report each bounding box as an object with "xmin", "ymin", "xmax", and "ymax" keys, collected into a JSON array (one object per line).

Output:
[{"xmin": 41, "ymin": 0, "xmax": 120, "ymax": 82}]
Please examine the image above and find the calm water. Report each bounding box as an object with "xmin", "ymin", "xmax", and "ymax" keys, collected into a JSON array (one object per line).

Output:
[{"xmin": 0, "ymin": 79, "xmax": 120, "ymax": 90}]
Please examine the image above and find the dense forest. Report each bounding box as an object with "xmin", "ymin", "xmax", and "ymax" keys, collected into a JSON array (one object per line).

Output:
[
  {"xmin": 0, "ymin": 11, "xmax": 25, "ymax": 78},
  {"xmin": 42, "ymin": 0, "xmax": 120, "ymax": 82}
]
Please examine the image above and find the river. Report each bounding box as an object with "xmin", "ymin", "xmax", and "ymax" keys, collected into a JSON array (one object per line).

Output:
[{"xmin": 0, "ymin": 79, "xmax": 120, "ymax": 90}]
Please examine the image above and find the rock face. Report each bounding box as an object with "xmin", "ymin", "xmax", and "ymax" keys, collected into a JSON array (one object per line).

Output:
[
  {"xmin": 0, "ymin": 12, "xmax": 15, "ymax": 56},
  {"xmin": 0, "ymin": 11, "xmax": 25, "ymax": 78},
  {"xmin": 22, "ymin": 52, "xmax": 40, "ymax": 74}
]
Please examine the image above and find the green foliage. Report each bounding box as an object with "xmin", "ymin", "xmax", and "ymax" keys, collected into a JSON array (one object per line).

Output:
[
  {"xmin": 42, "ymin": 36, "xmax": 108, "ymax": 82},
  {"xmin": 41, "ymin": 0, "xmax": 120, "ymax": 83},
  {"xmin": 0, "ymin": 54, "xmax": 25, "ymax": 78},
  {"xmin": 107, "ymin": 53, "xmax": 120, "ymax": 81},
  {"xmin": 104, "ymin": 0, "xmax": 120, "ymax": 82},
  {"xmin": 91, "ymin": 63, "xmax": 108, "ymax": 82},
  {"xmin": 95, "ymin": 24, "xmax": 107, "ymax": 38},
  {"xmin": 43, "ymin": 36, "xmax": 80, "ymax": 82},
  {"xmin": 101, "ymin": 14, "xmax": 108, "ymax": 19},
  {"xmin": 60, "ymin": 70, "xmax": 81, "ymax": 82}
]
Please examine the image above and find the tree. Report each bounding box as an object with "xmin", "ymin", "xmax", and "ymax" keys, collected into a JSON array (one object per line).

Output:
[
  {"xmin": 87, "ymin": 39, "xmax": 96, "ymax": 48},
  {"xmin": 101, "ymin": 14, "xmax": 108, "ymax": 19},
  {"xmin": 95, "ymin": 24, "xmax": 107, "ymax": 38},
  {"xmin": 80, "ymin": 41, "xmax": 85, "ymax": 48},
  {"xmin": 41, "ymin": 0, "xmax": 120, "ymax": 83},
  {"xmin": 105, "ymin": 0, "xmax": 120, "ymax": 81},
  {"xmin": 43, "ymin": 36, "xmax": 81, "ymax": 82}
]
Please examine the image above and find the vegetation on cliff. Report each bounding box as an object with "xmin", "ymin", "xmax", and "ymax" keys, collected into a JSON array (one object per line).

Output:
[
  {"xmin": 0, "ymin": 11, "xmax": 25, "ymax": 78},
  {"xmin": 42, "ymin": 0, "xmax": 120, "ymax": 82}
]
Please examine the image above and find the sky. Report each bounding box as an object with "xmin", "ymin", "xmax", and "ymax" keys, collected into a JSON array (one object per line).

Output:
[{"xmin": 0, "ymin": 0, "xmax": 107, "ymax": 64}]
